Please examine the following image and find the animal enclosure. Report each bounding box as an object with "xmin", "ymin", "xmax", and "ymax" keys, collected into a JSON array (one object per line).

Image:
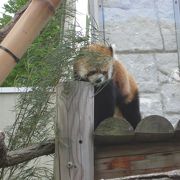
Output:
[{"xmin": 55, "ymin": 81, "xmax": 180, "ymax": 180}]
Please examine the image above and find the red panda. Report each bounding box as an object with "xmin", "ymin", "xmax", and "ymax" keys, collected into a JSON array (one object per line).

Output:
[{"xmin": 74, "ymin": 44, "xmax": 141, "ymax": 129}]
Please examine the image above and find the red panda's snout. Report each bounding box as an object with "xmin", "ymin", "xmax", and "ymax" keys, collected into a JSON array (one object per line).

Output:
[
  {"xmin": 74, "ymin": 43, "xmax": 114, "ymax": 85},
  {"xmin": 88, "ymin": 73, "xmax": 106, "ymax": 84},
  {"xmin": 87, "ymin": 67, "xmax": 113, "ymax": 85}
]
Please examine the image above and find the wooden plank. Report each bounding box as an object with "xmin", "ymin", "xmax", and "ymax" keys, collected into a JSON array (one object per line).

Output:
[
  {"xmin": 135, "ymin": 115, "xmax": 174, "ymax": 142},
  {"xmin": 55, "ymin": 81, "xmax": 94, "ymax": 180},
  {"xmin": 95, "ymin": 142, "xmax": 180, "ymax": 179},
  {"xmin": 94, "ymin": 117, "xmax": 134, "ymax": 145},
  {"xmin": 95, "ymin": 142, "xmax": 180, "ymax": 158}
]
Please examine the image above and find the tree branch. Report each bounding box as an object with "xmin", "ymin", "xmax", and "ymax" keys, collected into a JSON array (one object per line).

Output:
[
  {"xmin": 120, "ymin": 170, "xmax": 180, "ymax": 180},
  {"xmin": 0, "ymin": 0, "xmax": 31, "ymax": 42},
  {"xmin": 0, "ymin": 132, "xmax": 55, "ymax": 168}
]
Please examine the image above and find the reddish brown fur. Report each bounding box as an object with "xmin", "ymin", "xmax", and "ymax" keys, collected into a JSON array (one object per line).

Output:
[
  {"xmin": 112, "ymin": 60, "xmax": 138, "ymax": 103},
  {"xmin": 74, "ymin": 44, "xmax": 138, "ymax": 104},
  {"xmin": 85, "ymin": 44, "xmax": 113, "ymax": 57},
  {"xmin": 74, "ymin": 44, "xmax": 113, "ymax": 79},
  {"xmin": 74, "ymin": 44, "xmax": 141, "ymax": 128}
]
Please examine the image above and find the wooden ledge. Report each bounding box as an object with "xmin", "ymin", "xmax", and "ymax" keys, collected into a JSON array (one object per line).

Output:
[
  {"xmin": 135, "ymin": 115, "xmax": 174, "ymax": 142},
  {"xmin": 94, "ymin": 117, "xmax": 134, "ymax": 145}
]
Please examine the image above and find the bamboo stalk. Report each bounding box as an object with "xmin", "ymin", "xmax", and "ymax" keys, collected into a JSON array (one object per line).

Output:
[{"xmin": 0, "ymin": 0, "xmax": 62, "ymax": 85}]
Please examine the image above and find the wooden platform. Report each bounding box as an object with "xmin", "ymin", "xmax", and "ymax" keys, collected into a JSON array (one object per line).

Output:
[
  {"xmin": 94, "ymin": 115, "xmax": 180, "ymax": 179},
  {"xmin": 55, "ymin": 82, "xmax": 180, "ymax": 180}
]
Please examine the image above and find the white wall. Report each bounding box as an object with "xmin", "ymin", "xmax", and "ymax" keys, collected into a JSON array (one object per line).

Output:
[{"xmin": 0, "ymin": 88, "xmax": 20, "ymax": 130}]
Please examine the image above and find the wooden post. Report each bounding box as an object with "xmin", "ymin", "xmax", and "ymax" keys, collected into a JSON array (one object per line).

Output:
[
  {"xmin": 55, "ymin": 81, "xmax": 94, "ymax": 180},
  {"xmin": 0, "ymin": 0, "xmax": 61, "ymax": 84}
]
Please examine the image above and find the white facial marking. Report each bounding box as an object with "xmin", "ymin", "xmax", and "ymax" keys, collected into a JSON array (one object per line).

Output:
[
  {"xmin": 88, "ymin": 74, "xmax": 105, "ymax": 83},
  {"xmin": 78, "ymin": 64, "xmax": 88, "ymax": 78},
  {"xmin": 108, "ymin": 63, "xmax": 113, "ymax": 79},
  {"xmin": 111, "ymin": 44, "xmax": 118, "ymax": 59}
]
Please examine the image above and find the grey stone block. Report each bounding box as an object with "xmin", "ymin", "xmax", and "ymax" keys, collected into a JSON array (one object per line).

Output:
[
  {"xmin": 103, "ymin": 0, "xmax": 154, "ymax": 9},
  {"xmin": 155, "ymin": 53, "xmax": 179, "ymax": 83},
  {"xmin": 103, "ymin": 0, "xmax": 176, "ymax": 51},
  {"xmin": 138, "ymin": 82, "xmax": 159, "ymax": 93},
  {"xmin": 156, "ymin": 0, "xmax": 177, "ymax": 50},
  {"xmin": 161, "ymin": 84, "xmax": 180, "ymax": 113},
  {"xmin": 103, "ymin": 0, "xmax": 131, "ymax": 8},
  {"xmin": 164, "ymin": 113, "xmax": 180, "ymax": 127},
  {"xmin": 104, "ymin": 5, "xmax": 163, "ymax": 51},
  {"xmin": 116, "ymin": 54, "xmax": 158, "ymax": 83},
  {"xmin": 139, "ymin": 93, "xmax": 163, "ymax": 118},
  {"xmin": 102, "ymin": 0, "xmax": 180, "ymax": 126}
]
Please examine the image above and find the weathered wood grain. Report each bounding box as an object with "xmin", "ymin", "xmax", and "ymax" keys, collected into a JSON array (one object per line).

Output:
[
  {"xmin": 55, "ymin": 82, "xmax": 94, "ymax": 180},
  {"xmin": 135, "ymin": 115, "xmax": 174, "ymax": 141},
  {"xmin": 95, "ymin": 142, "xmax": 180, "ymax": 179},
  {"xmin": 94, "ymin": 117, "xmax": 134, "ymax": 145}
]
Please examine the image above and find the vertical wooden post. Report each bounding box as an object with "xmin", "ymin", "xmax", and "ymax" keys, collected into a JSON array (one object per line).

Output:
[{"xmin": 55, "ymin": 81, "xmax": 94, "ymax": 180}]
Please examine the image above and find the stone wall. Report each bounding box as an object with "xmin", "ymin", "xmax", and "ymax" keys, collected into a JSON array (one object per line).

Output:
[{"xmin": 102, "ymin": 0, "xmax": 180, "ymax": 125}]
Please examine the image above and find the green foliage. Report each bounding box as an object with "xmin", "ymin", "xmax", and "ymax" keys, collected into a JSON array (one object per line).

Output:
[
  {"xmin": 0, "ymin": 0, "xmax": 28, "ymax": 28},
  {"xmin": 4, "ymin": 0, "xmax": 28, "ymax": 14}
]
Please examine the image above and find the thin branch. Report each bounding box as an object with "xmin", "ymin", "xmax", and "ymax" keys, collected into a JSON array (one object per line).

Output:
[
  {"xmin": 119, "ymin": 170, "xmax": 180, "ymax": 180},
  {"xmin": 0, "ymin": 131, "xmax": 7, "ymax": 165}
]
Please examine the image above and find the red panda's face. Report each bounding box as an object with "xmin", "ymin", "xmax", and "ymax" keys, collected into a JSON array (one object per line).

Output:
[
  {"xmin": 76, "ymin": 59, "xmax": 113, "ymax": 84},
  {"xmin": 74, "ymin": 44, "xmax": 113, "ymax": 85}
]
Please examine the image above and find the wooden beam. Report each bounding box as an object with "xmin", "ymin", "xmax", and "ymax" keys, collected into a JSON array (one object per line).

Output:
[
  {"xmin": 55, "ymin": 81, "xmax": 94, "ymax": 180},
  {"xmin": 95, "ymin": 141, "xmax": 180, "ymax": 179},
  {"xmin": 94, "ymin": 117, "xmax": 134, "ymax": 145},
  {"xmin": 135, "ymin": 115, "xmax": 174, "ymax": 142},
  {"xmin": 94, "ymin": 115, "xmax": 176, "ymax": 145}
]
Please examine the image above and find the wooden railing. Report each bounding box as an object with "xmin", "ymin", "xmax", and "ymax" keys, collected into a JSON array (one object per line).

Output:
[
  {"xmin": 95, "ymin": 115, "xmax": 180, "ymax": 179},
  {"xmin": 55, "ymin": 81, "xmax": 180, "ymax": 180}
]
